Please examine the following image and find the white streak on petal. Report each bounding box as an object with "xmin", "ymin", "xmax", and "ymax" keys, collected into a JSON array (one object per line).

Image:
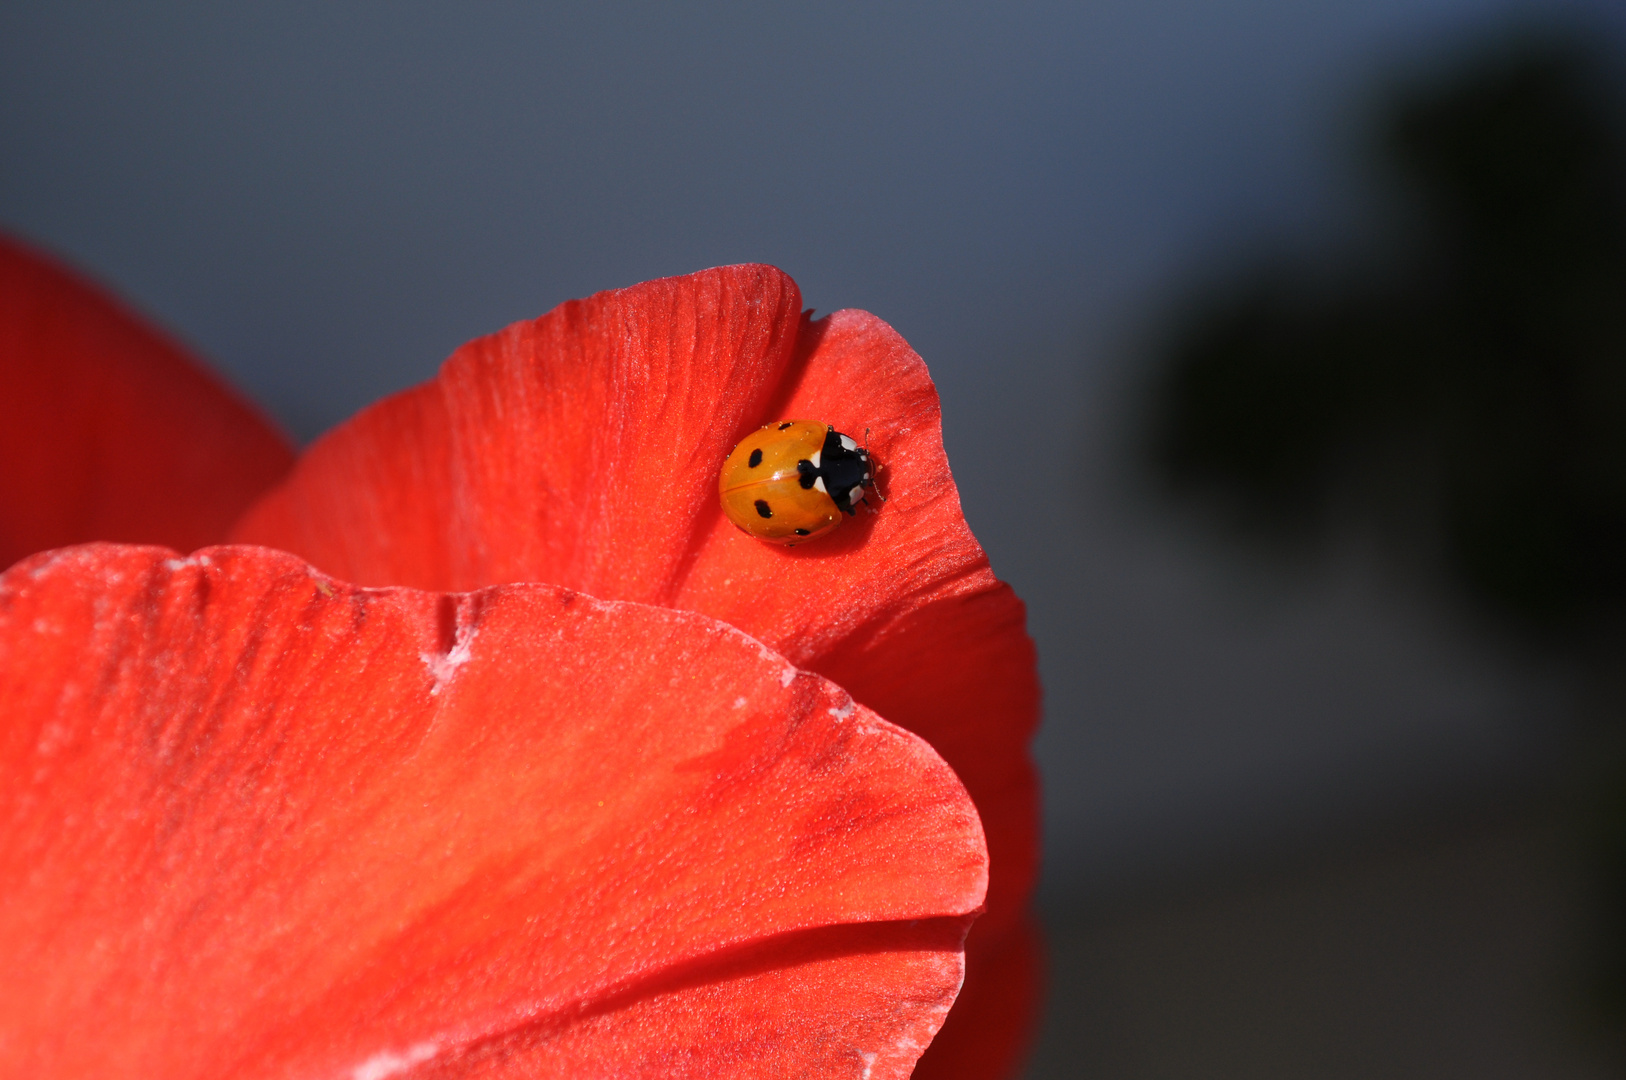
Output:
[
  {"xmin": 421, "ymin": 621, "xmax": 478, "ymax": 696},
  {"xmin": 348, "ymin": 1040, "xmax": 440, "ymax": 1080}
]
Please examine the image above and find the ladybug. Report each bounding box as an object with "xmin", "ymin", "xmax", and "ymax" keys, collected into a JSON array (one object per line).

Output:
[{"xmin": 718, "ymin": 420, "xmax": 875, "ymax": 545}]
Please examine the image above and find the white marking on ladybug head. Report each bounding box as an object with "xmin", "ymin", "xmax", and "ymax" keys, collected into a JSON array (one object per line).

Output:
[
  {"xmin": 810, "ymin": 448, "xmax": 822, "ymax": 468},
  {"xmin": 839, "ymin": 433, "xmax": 858, "ymax": 452},
  {"xmin": 814, "ymin": 476, "xmax": 828, "ymax": 495},
  {"xmin": 848, "ymin": 485, "xmax": 865, "ymax": 504}
]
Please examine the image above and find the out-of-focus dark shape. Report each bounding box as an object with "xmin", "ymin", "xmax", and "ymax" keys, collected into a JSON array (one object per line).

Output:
[
  {"xmin": 1150, "ymin": 32, "xmax": 1626, "ymax": 639},
  {"xmin": 1144, "ymin": 27, "xmax": 1626, "ymax": 1040}
]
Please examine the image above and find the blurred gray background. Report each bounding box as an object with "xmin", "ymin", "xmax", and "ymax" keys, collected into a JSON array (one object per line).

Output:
[{"xmin": 5, "ymin": 3, "xmax": 1625, "ymax": 1075}]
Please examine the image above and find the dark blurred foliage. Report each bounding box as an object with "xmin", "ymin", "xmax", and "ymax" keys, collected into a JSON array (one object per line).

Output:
[
  {"xmin": 1142, "ymin": 27, "xmax": 1626, "ymax": 1043},
  {"xmin": 1149, "ymin": 32, "xmax": 1626, "ymax": 643}
]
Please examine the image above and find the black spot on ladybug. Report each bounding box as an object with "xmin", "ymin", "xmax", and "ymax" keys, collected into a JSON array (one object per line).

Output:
[
  {"xmin": 778, "ymin": 422, "xmax": 794, "ymax": 430},
  {"xmin": 794, "ymin": 528, "xmax": 810, "ymax": 536},
  {"xmin": 748, "ymin": 448, "xmax": 762, "ymax": 468},
  {"xmin": 754, "ymin": 500, "xmax": 773, "ymax": 518},
  {"xmin": 797, "ymin": 459, "xmax": 816, "ymax": 489}
]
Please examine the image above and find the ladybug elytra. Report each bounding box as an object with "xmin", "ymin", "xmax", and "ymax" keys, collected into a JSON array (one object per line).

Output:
[{"xmin": 718, "ymin": 420, "xmax": 874, "ymax": 545}]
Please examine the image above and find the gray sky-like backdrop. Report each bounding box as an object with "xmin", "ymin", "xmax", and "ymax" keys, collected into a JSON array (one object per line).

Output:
[{"xmin": 5, "ymin": 0, "xmax": 1622, "ymax": 897}]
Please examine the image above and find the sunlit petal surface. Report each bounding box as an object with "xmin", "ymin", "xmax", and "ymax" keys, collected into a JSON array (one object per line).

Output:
[{"xmin": 0, "ymin": 544, "xmax": 986, "ymax": 1079}]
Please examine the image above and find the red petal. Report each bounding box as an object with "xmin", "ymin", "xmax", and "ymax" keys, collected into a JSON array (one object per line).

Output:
[
  {"xmin": 0, "ymin": 234, "xmax": 294, "ymax": 568},
  {"xmin": 232, "ymin": 266, "xmax": 803, "ymax": 598},
  {"xmin": 0, "ymin": 544, "xmax": 985, "ymax": 1079},
  {"xmin": 912, "ymin": 915, "xmax": 1044, "ymax": 1080},
  {"xmin": 231, "ymin": 267, "xmax": 1040, "ymax": 1062},
  {"xmin": 410, "ymin": 920, "xmax": 972, "ymax": 1078}
]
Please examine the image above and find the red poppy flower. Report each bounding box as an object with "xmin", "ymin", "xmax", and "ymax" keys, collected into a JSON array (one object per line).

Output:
[{"xmin": 0, "ymin": 236, "xmax": 1039, "ymax": 1077}]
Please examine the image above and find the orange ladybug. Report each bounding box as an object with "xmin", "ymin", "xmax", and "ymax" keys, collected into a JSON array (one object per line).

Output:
[{"xmin": 718, "ymin": 420, "xmax": 875, "ymax": 545}]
